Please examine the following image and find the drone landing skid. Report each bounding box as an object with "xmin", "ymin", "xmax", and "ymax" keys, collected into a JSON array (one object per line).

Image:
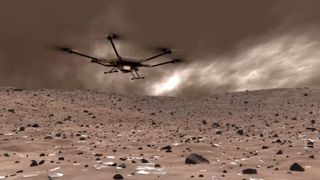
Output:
[
  {"xmin": 131, "ymin": 77, "xmax": 145, "ymax": 80},
  {"xmin": 104, "ymin": 67, "xmax": 119, "ymax": 74},
  {"xmin": 130, "ymin": 71, "xmax": 145, "ymax": 80}
]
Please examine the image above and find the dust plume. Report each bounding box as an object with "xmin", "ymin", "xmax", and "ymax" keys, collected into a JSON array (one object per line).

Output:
[{"xmin": 0, "ymin": 0, "xmax": 319, "ymax": 97}]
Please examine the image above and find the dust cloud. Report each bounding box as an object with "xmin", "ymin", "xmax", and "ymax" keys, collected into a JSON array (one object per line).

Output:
[{"xmin": 0, "ymin": 0, "xmax": 320, "ymax": 97}]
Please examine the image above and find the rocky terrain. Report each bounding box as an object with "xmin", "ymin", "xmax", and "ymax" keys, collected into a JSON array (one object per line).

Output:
[{"xmin": 0, "ymin": 87, "xmax": 319, "ymax": 180}]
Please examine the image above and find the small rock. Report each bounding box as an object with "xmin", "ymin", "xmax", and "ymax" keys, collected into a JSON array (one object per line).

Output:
[
  {"xmin": 30, "ymin": 160, "xmax": 38, "ymax": 167},
  {"xmin": 212, "ymin": 123, "xmax": 220, "ymax": 128},
  {"xmin": 185, "ymin": 153, "xmax": 209, "ymax": 164},
  {"xmin": 290, "ymin": 162, "xmax": 305, "ymax": 172},
  {"xmin": 113, "ymin": 174, "xmax": 124, "ymax": 179},
  {"xmin": 276, "ymin": 150, "xmax": 283, "ymax": 155},
  {"xmin": 38, "ymin": 160, "xmax": 45, "ymax": 165},
  {"xmin": 237, "ymin": 130, "xmax": 244, "ymax": 135},
  {"xmin": 141, "ymin": 159, "xmax": 149, "ymax": 163},
  {"xmin": 242, "ymin": 168, "xmax": 257, "ymax": 174},
  {"xmin": 31, "ymin": 124, "xmax": 39, "ymax": 128}
]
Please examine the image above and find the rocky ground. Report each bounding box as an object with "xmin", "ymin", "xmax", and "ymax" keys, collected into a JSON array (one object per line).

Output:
[{"xmin": 0, "ymin": 87, "xmax": 319, "ymax": 180}]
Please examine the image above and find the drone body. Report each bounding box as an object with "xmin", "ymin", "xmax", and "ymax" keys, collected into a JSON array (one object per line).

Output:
[{"xmin": 58, "ymin": 34, "xmax": 182, "ymax": 80}]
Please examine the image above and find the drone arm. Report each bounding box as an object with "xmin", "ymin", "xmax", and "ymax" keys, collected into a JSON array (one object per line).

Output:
[
  {"xmin": 66, "ymin": 50, "xmax": 114, "ymax": 67},
  {"xmin": 67, "ymin": 50, "xmax": 99, "ymax": 60},
  {"xmin": 140, "ymin": 51, "xmax": 171, "ymax": 63},
  {"xmin": 107, "ymin": 36, "xmax": 121, "ymax": 58},
  {"xmin": 149, "ymin": 59, "xmax": 179, "ymax": 67},
  {"xmin": 94, "ymin": 61, "xmax": 115, "ymax": 67}
]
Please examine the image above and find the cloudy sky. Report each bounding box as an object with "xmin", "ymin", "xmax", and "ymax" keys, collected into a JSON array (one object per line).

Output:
[{"xmin": 0, "ymin": 0, "xmax": 320, "ymax": 97}]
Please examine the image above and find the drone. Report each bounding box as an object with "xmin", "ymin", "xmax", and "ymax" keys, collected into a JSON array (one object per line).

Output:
[{"xmin": 56, "ymin": 34, "xmax": 183, "ymax": 80}]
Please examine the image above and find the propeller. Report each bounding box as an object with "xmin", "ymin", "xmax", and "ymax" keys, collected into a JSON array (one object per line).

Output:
[
  {"xmin": 107, "ymin": 33, "xmax": 121, "ymax": 40},
  {"xmin": 172, "ymin": 58, "xmax": 184, "ymax": 63},
  {"xmin": 53, "ymin": 46, "xmax": 73, "ymax": 53},
  {"xmin": 172, "ymin": 59, "xmax": 184, "ymax": 62},
  {"xmin": 153, "ymin": 47, "xmax": 172, "ymax": 54}
]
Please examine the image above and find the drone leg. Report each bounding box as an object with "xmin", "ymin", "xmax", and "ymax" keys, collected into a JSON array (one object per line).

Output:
[
  {"xmin": 134, "ymin": 71, "xmax": 144, "ymax": 79},
  {"xmin": 130, "ymin": 71, "xmax": 137, "ymax": 80},
  {"xmin": 104, "ymin": 67, "xmax": 118, "ymax": 74}
]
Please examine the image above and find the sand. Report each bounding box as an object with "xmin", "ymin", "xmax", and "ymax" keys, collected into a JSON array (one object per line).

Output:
[{"xmin": 0, "ymin": 87, "xmax": 319, "ymax": 180}]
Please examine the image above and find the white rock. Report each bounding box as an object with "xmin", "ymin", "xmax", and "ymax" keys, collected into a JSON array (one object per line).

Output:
[
  {"xmin": 23, "ymin": 173, "xmax": 39, "ymax": 178},
  {"xmin": 136, "ymin": 170, "xmax": 149, "ymax": 175},
  {"xmin": 107, "ymin": 155, "xmax": 115, "ymax": 159},
  {"xmin": 49, "ymin": 173, "xmax": 63, "ymax": 178},
  {"xmin": 103, "ymin": 161, "xmax": 114, "ymax": 165},
  {"xmin": 49, "ymin": 167, "xmax": 60, "ymax": 172}
]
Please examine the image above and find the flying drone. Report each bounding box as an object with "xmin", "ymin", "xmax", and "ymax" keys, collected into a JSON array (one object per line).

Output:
[{"xmin": 56, "ymin": 34, "xmax": 183, "ymax": 80}]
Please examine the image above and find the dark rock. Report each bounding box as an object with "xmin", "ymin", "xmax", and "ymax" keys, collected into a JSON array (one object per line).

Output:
[
  {"xmin": 19, "ymin": 127, "xmax": 25, "ymax": 131},
  {"xmin": 276, "ymin": 150, "xmax": 283, "ymax": 155},
  {"xmin": 306, "ymin": 127, "xmax": 317, "ymax": 132},
  {"xmin": 31, "ymin": 124, "xmax": 39, "ymax": 128},
  {"xmin": 242, "ymin": 168, "xmax": 257, "ymax": 174},
  {"xmin": 118, "ymin": 163, "xmax": 126, "ymax": 169},
  {"xmin": 290, "ymin": 162, "xmax": 305, "ymax": 172},
  {"xmin": 110, "ymin": 163, "xmax": 117, "ymax": 167},
  {"xmin": 161, "ymin": 145, "xmax": 172, "ymax": 151},
  {"xmin": 237, "ymin": 130, "xmax": 244, "ymax": 135},
  {"xmin": 141, "ymin": 159, "xmax": 149, "ymax": 163},
  {"xmin": 166, "ymin": 149, "xmax": 172, "ymax": 153},
  {"xmin": 185, "ymin": 153, "xmax": 209, "ymax": 164},
  {"xmin": 44, "ymin": 135, "xmax": 53, "ymax": 140},
  {"xmin": 38, "ymin": 160, "xmax": 45, "ymax": 165},
  {"xmin": 113, "ymin": 174, "xmax": 124, "ymax": 179},
  {"xmin": 120, "ymin": 157, "xmax": 127, "ymax": 161},
  {"xmin": 212, "ymin": 123, "xmax": 220, "ymax": 128},
  {"xmin": 30, "ymin": 160, "xmax": 38, "ymax": 167},
  {"xmin": 223, "ymin": 170, "xmax": 228, "ymax": 173}
]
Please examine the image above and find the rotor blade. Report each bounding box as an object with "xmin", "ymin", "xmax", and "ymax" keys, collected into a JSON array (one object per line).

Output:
[
  {"xmin": 54, "ymin": 46, "xmax": 116, "ymax": 67},
  {"xmin": 94, "ymin": 60, "xmax": 116, "ymax": 67},
  {"xmin": 154, "ymin": 47, "xmax": 172, "ymax": 53},
  {"xmin": 107, "ymin": 34, "xmax": 121, "ymax": 58},
  {"xmin": 140, "ymin": 48, "xmax": 172, "ymax": 63},
  {"xmin": 149, "ymin": 58, "xmax": 183, "ymax": 67},
  {"xmin": 151, "ymin": 46, "xmax": 181, "ymax": 53},
  {"xmin": 107, "ymin": 33, "xmax": 121, "ymax": 40},
  {"xmin": 54, "ymin": 46, "xmax": 98, "ymax": 60},
  {"xmin": 53, "ymin": 46, "xmax": 73, "ymax": 53}
]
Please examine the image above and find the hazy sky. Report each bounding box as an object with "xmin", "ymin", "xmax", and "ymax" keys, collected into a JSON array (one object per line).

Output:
[{"xmin": 0, "ymin": 0, "xmax": 320, "ymax": 97}]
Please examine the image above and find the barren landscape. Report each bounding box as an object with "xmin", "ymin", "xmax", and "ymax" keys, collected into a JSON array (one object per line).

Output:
[{"xmin": 0, "ymin": 87, "xmax": 319, "ymax": 180}]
